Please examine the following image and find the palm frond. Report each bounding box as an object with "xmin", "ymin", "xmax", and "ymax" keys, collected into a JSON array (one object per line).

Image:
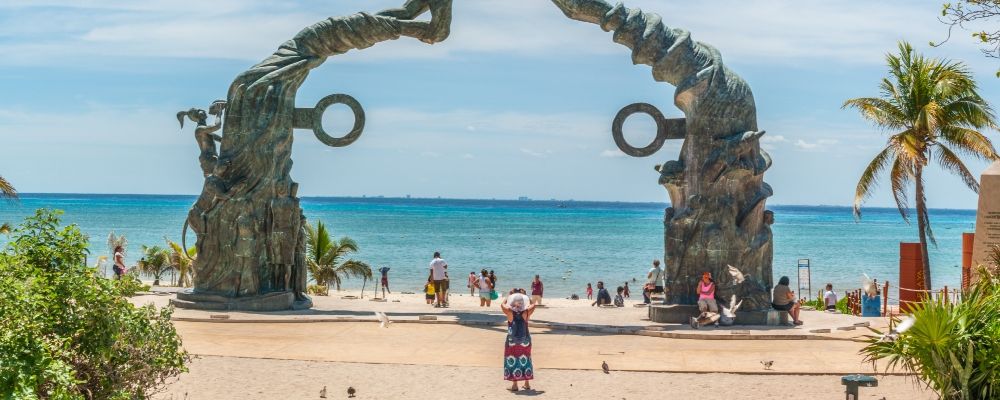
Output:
[
  {"xmin": 888, "ymin": 156, "xmax": 913, "ymax": 223},
  {"xmin": 854, "ymin": 146, "xmax": 896, "ymax": 219},
  {"xmin": 0, "ymin": 175, "xmax": 16, "ymax": 201},
  {"xmin": 935, "ymin": 144, "xmax": 980, "ymax": 193},
  {"xmin": 939, "ymin": 125, "xmax": 999, "ymax": 161}
]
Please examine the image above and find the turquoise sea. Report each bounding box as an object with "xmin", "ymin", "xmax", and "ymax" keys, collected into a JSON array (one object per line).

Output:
[{"xmin": 0, "ymin": 194, "xmax": 976, "ymax": 303}]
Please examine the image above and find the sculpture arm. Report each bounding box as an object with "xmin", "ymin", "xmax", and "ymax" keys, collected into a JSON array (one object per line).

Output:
[
  {"xmin": 549, "ymin": 0, "xmax": 613, "ymax": 25},
  {"xmin": 376, "ymin": 0, "xmax": 429, "ymax": 19}
]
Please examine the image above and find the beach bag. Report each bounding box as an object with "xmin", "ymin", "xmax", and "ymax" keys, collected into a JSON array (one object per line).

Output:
[{"xmin": 490, "ymin": 290, "xmax": 499, "ymax": 300}]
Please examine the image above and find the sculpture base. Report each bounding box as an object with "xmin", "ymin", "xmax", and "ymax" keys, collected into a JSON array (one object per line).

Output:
[
  {"xmin": 648, "ymin": 304, "xmax": 788, "ymax": 326},
  {"xmin": 171, "ymin": 289, "xmax": 313, "ymax": 311}
]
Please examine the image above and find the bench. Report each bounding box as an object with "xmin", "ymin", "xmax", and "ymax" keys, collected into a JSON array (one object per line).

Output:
[{"xmin": 765, "ymin": 310, "xmax": 789, "ymax": 326}]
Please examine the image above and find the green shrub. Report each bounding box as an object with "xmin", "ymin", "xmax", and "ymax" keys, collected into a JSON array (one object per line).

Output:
[
  {"xmin": 114, "ymin": 270, "xmax": 151, "ymax": 297},
  {"xmin": 862, "ymin": 267, "xmax": 1000, "ymax": 399},
  {"xmin": 0, "ymin": 209, "xmax": 188, "ymax": 399}
]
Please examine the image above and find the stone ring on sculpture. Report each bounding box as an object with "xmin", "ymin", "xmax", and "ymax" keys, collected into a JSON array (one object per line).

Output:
[
  {"xmin": 611, "ymin": 102, "xmax": 686, "ymax": 157},
  {"xmin": 293, "ymin": 93, "xmax": 366, "ymax": 147}
]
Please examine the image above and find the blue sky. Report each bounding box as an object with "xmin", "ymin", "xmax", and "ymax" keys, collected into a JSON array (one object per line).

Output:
[{"xmin": 1, "ymin": 0, "xmax": 999, "ymax": 209}]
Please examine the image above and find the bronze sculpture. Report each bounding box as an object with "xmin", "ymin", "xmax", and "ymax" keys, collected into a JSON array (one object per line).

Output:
[
  {"xmin": 552, "ymin": 0, "xmax": 775, "ymax": 310},
  {"xmin": 173, "ymin": 0, "xmax": 453, "ymax": 311}
]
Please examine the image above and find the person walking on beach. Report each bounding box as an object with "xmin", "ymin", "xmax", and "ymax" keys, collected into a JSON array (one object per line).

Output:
[
  {"xmin": 424, "ymin": 278, "xmax": 435, "ymax": 305},
  {"xmin": 468, "ymin": 271, "xmax": 477, "ymax": 296},
  {"xmin": 429, "ymin": 252, "xmax": 448, "ymax": 308},
  {"xmin": 772, "ymin": 276, "xmax": 803, "ymax": 325},
  {"xmin": 113, "ymin": 245, "xmax": 127, "ymax": 280},
  {"xmin": 643, "ymin": 260, "xmax": 664, "ymax": 304},
  {"xmin": 477, "ymin": 269, "xmax": 494, "ymax": 307},
  {"xmin": 379, "ymin": 266, "xmax": 391, "ymax": 296},
  {"xmin": 501, "ymin": 290, "xmax": 536, "ymax": 391},
  {"xmin": 530, "ymin": 275, "xmax": 543, "ymax": 306},
  {"xmin": 623, "ymin": 282, "xmax": 630, "ymax": 298},
  {"xmin": 586, "ymin": 283, "xmax": 593, "ymax": 300}
]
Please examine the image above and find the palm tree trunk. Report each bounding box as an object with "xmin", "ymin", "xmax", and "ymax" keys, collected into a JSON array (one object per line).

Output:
[{"xmin": 915, "ymin": 167, "xmax": 933, "ymax": 291}]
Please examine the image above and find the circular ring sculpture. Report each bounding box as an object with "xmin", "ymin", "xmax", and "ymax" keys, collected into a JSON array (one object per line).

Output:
[
  {"xmin": 611, "ymin": 102, "xmax": 668, "ymax": 157},
  {"xmin": 310, "ymin": 93, "xmax": 366, "ymax": 147}
]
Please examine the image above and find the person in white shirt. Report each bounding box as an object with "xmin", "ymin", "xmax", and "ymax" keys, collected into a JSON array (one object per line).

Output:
[
  {"xmin": 823, "ymin": 283, "xmax": 837, "ymax": 311},
  {"xmin": 429, "ymin": 252, "xmax": 448, "ymax": 307},
  {"xmin": 643, "ymin": 260, "xmax": 664, "ymax": 304}
]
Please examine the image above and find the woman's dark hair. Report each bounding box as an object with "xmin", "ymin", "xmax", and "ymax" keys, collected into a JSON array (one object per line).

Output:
[
  {"xmin": 616, "ymin": 286, "xmax": 624, "ymax": 294},
  {"xmin": 778, "ymin": 276, "xmax": 790, "ymax": 286}
]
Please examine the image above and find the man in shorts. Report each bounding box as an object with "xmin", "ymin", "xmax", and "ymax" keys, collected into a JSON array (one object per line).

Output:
[
  {"xmin": 643, "ymin": 259, "xmax": 665, "ymax": 304},
  {"xmin": 429, "ymin": 252, "xmax": 448, "ymax": 308}
]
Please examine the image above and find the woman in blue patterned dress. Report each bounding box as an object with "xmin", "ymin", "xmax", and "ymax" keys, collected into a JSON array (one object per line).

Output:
[{"xmin": 501, "ymin": 290, "xmax": 536, "ymax": 391}]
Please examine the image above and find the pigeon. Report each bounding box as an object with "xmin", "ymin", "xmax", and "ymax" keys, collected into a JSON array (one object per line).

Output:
[
  {"xmin": 319, "ymin": 386, "xmax": 327, "ymax": 398},
  {"xmin": 602, "ymin": 361, "xmax": 610, "ymax": 374},
  {"xmin": 375, "ymin": 311, "xmax": 390, "ymax": 328},
  {"xmin": 761, "ymin": 361, "xmax": 773, "ymax": 370},
  {"xmin": 726, "ymin": 265, "xmax": 746, "ymax": 284},
  {"xmin": 347, "ymin": 387, "xmax": 356, "ymax": 398}
]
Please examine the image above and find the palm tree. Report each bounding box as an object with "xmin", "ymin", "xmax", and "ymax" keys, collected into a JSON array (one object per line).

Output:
[
  {"xmin": 0, "ymin": 175, "xmax": 15, "ymax": 201},
  {"xmin": 844, "ymin": 41, "xmax": 999, "ymax": 290},
  {"xmin": 305, "ymin": 221, "xmax": 371, "ymax": 294},
  {"xmin": 166, "ymin": 238, "xmax": 197, "ymax": 287},
  {"xmin": 136, "ymin": 245, "xmax": 173, "ymax": 286}
]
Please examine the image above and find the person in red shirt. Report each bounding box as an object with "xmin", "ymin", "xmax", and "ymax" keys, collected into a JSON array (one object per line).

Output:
[{"xmin": 530, "ymin": 275, "xmax": 543, "ymax": 306}]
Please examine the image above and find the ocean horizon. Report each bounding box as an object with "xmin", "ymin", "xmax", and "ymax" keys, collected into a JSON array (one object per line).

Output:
[{"xmin": 0, "ymin": 193, "xmax": 976, "ymax": 303}]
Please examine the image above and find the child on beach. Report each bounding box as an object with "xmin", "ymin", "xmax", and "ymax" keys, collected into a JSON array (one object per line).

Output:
[
  {"xmin": 424, "ymin": 278, "xmax": 435, "ymax": 305},
  {"xmin": 586, "ymin": 283, "xmax": 593, "ymax": 300},
  {"xmin": 623, "ymin": 282, "xmax": 630, "ymax": 298},
  {"xmin": 614, "ymin": 286, "xmax": 625, "ymax": 307}
]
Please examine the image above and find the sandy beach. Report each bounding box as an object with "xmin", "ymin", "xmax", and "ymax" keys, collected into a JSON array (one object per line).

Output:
[{"xmin": 132, "ymin": 288, "xmax": 932, "ymax": 399}]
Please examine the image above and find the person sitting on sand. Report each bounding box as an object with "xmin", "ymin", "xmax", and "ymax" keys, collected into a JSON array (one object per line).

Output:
[
  {"xmin": 424, "ymin": 278, "xmax": 435, "ymax": 305},
  {"xmin": 772, "ymin": 276, "xmax": 803, "ymax": 325},
  {"xmin": 501, "ymin": 290, "xmax": 536, "ymax": 392},
  {"xmin": 823, "ymin": 283, "xmax": 837, "ymax": 311},
  {"xmin": 591, "ymin": 281, "xmax": 612, "ymax": 307},
  {"xmin": 586, "ymin": 283, "xmax": 593, "ymax": 300},
  {"xmin": 614, "ymin": 286, "xmax": 625, "ymax": 307},
  {"xmin": 530, "ymin": 275, "xmax": 543, "ymax": 306}
]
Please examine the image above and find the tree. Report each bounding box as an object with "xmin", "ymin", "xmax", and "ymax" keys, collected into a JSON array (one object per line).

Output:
[
  {"xmin": 304, "ymin": 221, "xmax": 371, "ymax": 294},
  {"xmin": 845, "ymin": 42, "xmax": 999, "ymax": 290},
  {"xmin": 136, "ymin": 245, "xmax": 173, "ymax": 286},
  {"xmin": 0, "ymin": 209, "xmax": 187, "ymax": 398},
  {"xmin": 937, "ymin": 1, "xmax": 1000, "ymax": 76},
  {"xmin": 166, "ymin": 239, "xmax": 196, "ymax": 287},
  {"xmin": 0, "ymin": 175, "xmax": 15, "ymax": 201}
]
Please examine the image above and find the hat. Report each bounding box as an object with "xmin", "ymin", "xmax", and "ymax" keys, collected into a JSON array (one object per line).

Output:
[{"xmin": 506, "ymin": 293, "xmax": 529, "ymax": 312}]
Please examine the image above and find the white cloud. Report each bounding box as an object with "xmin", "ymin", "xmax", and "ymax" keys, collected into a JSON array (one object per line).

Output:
[
  {"xmin": 520, "ymin": 148, "xmax": 551, "ymax": 158},
  {"xmin": 760, "ymin": 135, "xmax": 788, "ymax": 144},
  {"xmin": 794, "ymin": 138, "xmax": 839, "ymax": 151},
  {"xmin": 0, "ymin": 0, "xmax": 985, "ymax": 69},
  {"xmin": 599, "ymin": 149, "xmax": 626, "ymax": 158}
]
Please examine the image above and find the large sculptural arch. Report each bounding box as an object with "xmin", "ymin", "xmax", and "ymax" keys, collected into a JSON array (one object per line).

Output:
[{"xmin": 172, "ymin": 0, "xmax": 775, "ymax": 312}]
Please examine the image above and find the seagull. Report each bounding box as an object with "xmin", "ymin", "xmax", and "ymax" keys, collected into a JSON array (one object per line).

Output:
[
  {"xmin": 319, "ymin": 386, "xmax": 327, "ymax": 398},
  {"xmin": 602, "ymin": 361, "xmax": 610, "ymax": 374},
  {"xmin": 881, "ymin": 316, "xmax": 916, "ymax": 342},
  {"xmin": 761, "ymin": 361, "xmax": 774, "ymax": 370},
  {"xmin": 347, "ymin": 387, "xmax": 356, "ymax": 398},
  {"xmin": 375, "ymin": 311, "xmax": 390, "ymax": 328}
]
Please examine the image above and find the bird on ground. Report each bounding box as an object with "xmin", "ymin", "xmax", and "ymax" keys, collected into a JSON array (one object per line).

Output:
[
  {"xmin": 602, "ymin": 361, "xmax": 610, "ymax": 374},
  {"xmin": 761, "ymin": 361, "xmax": 774, "ymax": 370},
  {"xmin": 375, "ymin": 311, "xmax": 390, "ymax": 328},
  {"xmin": 319, "ymin": 386, "xmax": 327, "ymax": 398},
  {"xmin": 347, "ymin": 387, "xmax": 356, "ymax": 398}
]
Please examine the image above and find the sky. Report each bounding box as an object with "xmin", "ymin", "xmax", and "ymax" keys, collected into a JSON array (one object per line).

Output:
[{"xmin": 1, "ymin": 0, "xmax": 999, "ymax": 209}]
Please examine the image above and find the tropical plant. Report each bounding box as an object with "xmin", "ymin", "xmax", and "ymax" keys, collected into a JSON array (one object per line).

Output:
[
  {"xmin": 844, "ymin": 41, "xmax": 999, "ymax": 290},
  {"xmin": 305, "ymin": 220, "xmax": 371, "ymax": 294},
  {"xmin": 0, "ymin": 222, "xmax": 11, "ymax": 237},
  {"xmin": 0, "ymin": 174, "xmax": 15, "ymax": 201},
  {"xmin": 0, "ymin": 209, "xmax": 187, "ymax": 398},
  {"xmin": 166, "ymin": 238, "xmax": 197, "ymax": 287},
  {"xmin": 861, "ymin": 266, "xmax": 1000, "ymax": 399},
  {"xmin": 136, "ymin": 245, "xmax": 173, "ymax": 286}
]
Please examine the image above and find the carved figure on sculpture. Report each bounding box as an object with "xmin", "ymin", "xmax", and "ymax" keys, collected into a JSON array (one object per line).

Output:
[
  {"xmin": 172, "ymin": 0, "xmax": 453, "ymax": 311},
  {"xmin": 177, "ymin": 100, "xmax": 227, "ymax": 177},
  {"xmin": 552, "ymin": 0, "xmax": 775, "ymax": 309}
]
